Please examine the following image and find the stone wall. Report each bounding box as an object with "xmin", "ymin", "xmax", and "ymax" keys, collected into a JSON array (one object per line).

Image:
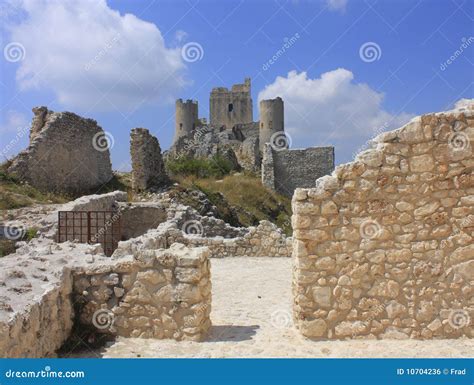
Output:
[
  {"xmin": 292, "ymin": 106, "xmax": 473, "ymax": 340},
  {"xmin": 74, "ymin": 243, "xmax": 211, "ymax": 342},
  {"xmin": 0, "ymin": 240, "xmax": 211, "ymax": 357},
  {"xmin": 114, "ymin": 204, "xmax": 292, "ymax": 259},
  {"xmin": 130, "ymin": 128, "xmax": 168, "ymax": 192},
  {"xmin": 8, "ymin": 107, "xmax": 113, "ymax": 194},
  {"xmin": 262, "ymin": 144, "xmax": 335, "ymax": 197}
]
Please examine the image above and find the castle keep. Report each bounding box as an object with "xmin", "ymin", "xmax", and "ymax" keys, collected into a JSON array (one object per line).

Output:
[{"xmin": 168, "ymin": 78, "xmax": 335, "ymax": 196}]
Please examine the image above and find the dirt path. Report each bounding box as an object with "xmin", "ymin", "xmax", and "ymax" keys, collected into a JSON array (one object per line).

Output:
[{"xmin": 100, "ymin": 257, "xmax": 473, "ymax": 358}]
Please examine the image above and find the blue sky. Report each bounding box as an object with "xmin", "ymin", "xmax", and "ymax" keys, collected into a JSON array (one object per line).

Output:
[{"xmin": 1, "ymin": 0, "xmax": 473, "ymax": 169}]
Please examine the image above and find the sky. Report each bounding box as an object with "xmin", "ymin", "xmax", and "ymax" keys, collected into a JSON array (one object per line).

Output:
[{"xmin": 0, "ymin": 0, "xmax": 473, "ymax": 170}]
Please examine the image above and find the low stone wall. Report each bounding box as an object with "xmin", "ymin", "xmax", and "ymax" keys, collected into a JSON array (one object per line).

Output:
[
  {"xmin": 292, "ymin": 106, "xmax": 473, "ymax": 340},
  {"xmin": 114, "ymin": 206, "xmax": 292, "ymax": 258},
  {"xmin": 74, "ymin": 243, "xmax": 211, "ymax": 341},
  {"xmin": 0, "ymin": 240, "xmax": 211, "ymax": 357}
]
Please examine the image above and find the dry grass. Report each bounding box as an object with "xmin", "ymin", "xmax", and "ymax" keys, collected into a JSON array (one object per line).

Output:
[{"xmin": 177, "ymin": 173, "xmax": 292, "ymax": 234}]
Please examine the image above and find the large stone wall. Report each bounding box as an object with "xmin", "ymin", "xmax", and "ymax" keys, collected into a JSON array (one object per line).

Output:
[
  {"xmin": 8, "ymin": 107, "xmax": 113, "ymax": 194},
  {"xmin": 0, "ymin": 240, "xmax": 211, "ymax": 358},
  {"xmin": 130, "ymin": 128, "xmax": 168, "ymax": 192},
  {"xmin": 262, "ymin": 144, "xmax": 335, "ymax": 197},
  {"xmin": 292, "ymin": 106, "xmax": 473, "ymax": 340}
]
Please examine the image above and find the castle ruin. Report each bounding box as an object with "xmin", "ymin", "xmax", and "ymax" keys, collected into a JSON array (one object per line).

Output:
[{"xmin": 168, "ymin": 78, "xmax": 335, "ymax": 196}]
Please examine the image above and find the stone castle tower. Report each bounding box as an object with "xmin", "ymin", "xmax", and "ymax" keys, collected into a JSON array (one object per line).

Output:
[
  {"xmin": 259, "ymin": 97, "xmax": 284, "ymax": 151},
  {"xmin": 174, "ymin": 99, "xmax": 199, "ymax": 143},
  {"xmin": 209, "ymin": 78, "xmax": 253, "ymax": 128}
]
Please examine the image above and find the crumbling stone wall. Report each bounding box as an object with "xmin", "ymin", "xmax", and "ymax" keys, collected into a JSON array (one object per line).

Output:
[
  {"xmin": 262, "ymin": 145, "xmax": 335, "ymax": 197},
  {"xmin": 114, "ymin": 204, "xmax": 292, "ymax": 259},
  {"xmin": 0, "ymin": 240, "xmax": 211, "ymax": 358},
  {"xmin": 130, "ymin": 128, "xmax": 168, "ymax": 192},
  {"xmin": 292, "ymin": 106, "xmax": 473, "ymax": 340},
  {"xmin": 8, "ymin": 107, "xmax": 113, "ymax": 194}
]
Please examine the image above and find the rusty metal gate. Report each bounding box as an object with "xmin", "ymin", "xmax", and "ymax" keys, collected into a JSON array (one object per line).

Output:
[{"xmin": 57, "ymin": 211, "xmax": 122, "ymax": 257}]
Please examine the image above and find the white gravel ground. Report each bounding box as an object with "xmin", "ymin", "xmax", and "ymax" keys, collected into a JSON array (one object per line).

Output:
[{"xmin": 98, "ymin": 257, "xmax": 472, "ymax": 358}]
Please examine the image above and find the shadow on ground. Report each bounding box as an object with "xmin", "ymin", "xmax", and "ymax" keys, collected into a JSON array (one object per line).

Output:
[{"xmin": 207, "ymin": 324, "xmax": 259, "ymax": 342}]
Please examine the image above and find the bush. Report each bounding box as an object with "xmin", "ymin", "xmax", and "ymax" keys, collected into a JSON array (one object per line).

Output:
[{"xmin": 166, "ymin": 155, "xmax": 235, "ymax": 178}]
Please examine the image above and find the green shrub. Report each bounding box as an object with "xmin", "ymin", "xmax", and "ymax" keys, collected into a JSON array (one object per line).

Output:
[{"xmin": 166, "ymin": 155, "xmax": 235, "ymax": 178}]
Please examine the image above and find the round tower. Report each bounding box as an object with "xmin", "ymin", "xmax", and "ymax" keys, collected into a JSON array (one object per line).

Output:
[
  {"xmin": 259, "ymin": 97, "xmax": 284, "ymax": 151},
  {"xmin": 174, "ymin": 99, "xmax": 198, "ymax": 143}
]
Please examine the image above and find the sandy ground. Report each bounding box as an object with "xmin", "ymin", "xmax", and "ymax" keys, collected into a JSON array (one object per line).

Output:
[{"xmin": 91, "ymin": 257, "xmax": 473, "ymax": 358}]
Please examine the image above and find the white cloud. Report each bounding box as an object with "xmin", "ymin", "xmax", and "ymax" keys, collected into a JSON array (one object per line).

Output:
[
  {"xmin": 327, "ymin": 0, "xmax": 348, "ymax": 12},
  {"xmin": 258, "ymin": 70, "xmax": 413, "ymax": 163},
  {"xmin": 5, "ymin": 0, "xmax": 187, "ymax": 112}
]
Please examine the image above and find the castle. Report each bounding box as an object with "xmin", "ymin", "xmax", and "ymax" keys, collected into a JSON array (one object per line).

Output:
[{"xmin": 169, "ymin": 78, "xmax": 335, "ymax": 196}]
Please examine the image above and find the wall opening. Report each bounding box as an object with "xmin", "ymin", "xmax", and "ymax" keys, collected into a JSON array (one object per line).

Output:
[{"xmin": 228, "ymin": 103, "xmax": 233, "ymax": 112}]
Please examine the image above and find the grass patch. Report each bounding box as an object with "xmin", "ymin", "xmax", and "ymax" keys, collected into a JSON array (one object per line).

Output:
[
  {"xmin": 0, "ymin": 240, "xmax": 16, "ymax": 258},
  {"xmin": 166, "ymin": 155, "xmax": 236, "ymax": 178}
]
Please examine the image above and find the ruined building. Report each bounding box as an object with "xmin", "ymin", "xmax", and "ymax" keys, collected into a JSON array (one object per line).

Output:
[
  {"xmin": 7, "ymin": 107, "xmax": 113, "ymax": 194},
  {"xmin": 168, "ymin": 78, "xmax": 335, "ymax": 196}
]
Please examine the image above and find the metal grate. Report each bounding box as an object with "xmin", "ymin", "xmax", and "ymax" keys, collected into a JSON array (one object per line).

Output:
[{"xmin": 57, "ymin": 211, "xmax": 122, "ymax": 257}]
